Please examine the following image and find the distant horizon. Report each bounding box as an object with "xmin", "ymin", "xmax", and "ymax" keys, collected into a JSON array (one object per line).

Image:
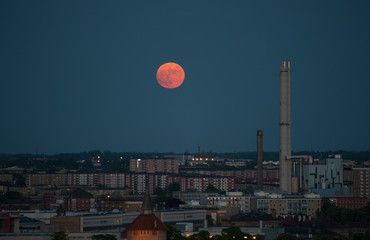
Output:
[{"xmin": 1, "ymin": 149, "xmax": 370, "ymax": 156}]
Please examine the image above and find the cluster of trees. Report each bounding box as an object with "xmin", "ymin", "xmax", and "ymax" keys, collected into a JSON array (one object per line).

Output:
[
  {"xmin": 318, "ymin": 198, "xmax": 370, "ymax": 225},
  {"xmin": 167, "ymin": 225, "xmax": 258, "ymax": 240},
  {"xmin": 50, "ymin": 232, "xmax": 117, "ymax": 240},
  {"xmin": 314, "ymin": 231, "xmax": 370, "ymax": 240},
  {"xmin": 0, "ymin": 174, "xmax": 25, "ymax": 187},
  {"xmin": 152, "ymin": 182, "xmax": 226, "ymax": 209},
  {"xmin": 0, "ymin": 191, "xmax": 27, "ymax": 202},
  {"xmin": 47, "ymin": 227, "xmax": 370, "ymax": 240}
]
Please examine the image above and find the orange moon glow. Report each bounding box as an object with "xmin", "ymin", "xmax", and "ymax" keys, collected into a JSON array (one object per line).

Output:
[{"xmin": 156, "ymin": 62, "xmax": 185, "ymax": 89}]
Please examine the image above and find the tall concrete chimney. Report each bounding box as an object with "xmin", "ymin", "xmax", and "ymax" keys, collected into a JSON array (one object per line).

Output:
[
  {"xmin": 279, "ymin": 61, "xmax": 292, "ymax": 193},
  {"xmin": 257, "ymin": 130, "xmax": 263, "ymax": 190}
]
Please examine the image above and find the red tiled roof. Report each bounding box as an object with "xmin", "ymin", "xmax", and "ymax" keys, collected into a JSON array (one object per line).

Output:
[{"xmin": 126, "ymin": 214, "xmax": 168, "ymax": 231}]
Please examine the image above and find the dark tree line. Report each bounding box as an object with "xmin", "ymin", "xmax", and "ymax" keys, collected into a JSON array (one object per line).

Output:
[
  {"xmin": 167, "ymin": 225, "xmax": 255, "ymax": 240},
  {"xmin": 318, "ymin": 198, "xmax": 370, "ymax": 225}
]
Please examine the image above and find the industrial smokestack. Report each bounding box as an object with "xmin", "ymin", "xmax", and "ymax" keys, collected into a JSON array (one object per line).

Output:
[
  {"xmin": 257, "ymin": 130, "xmax": 263, "ymax": 190},
  {"xmin": 279, "ymin": 61, "xmax": 292, "ymax": 193}
]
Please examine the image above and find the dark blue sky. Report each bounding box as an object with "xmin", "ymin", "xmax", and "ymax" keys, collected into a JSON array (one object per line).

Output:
[{"xmin": 1, "ymin": 1, "xmax": 369, "ymax": 154}]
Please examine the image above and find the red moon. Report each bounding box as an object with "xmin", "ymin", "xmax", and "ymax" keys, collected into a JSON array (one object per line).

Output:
[{"xmin": 156, "ymin": 62, "xmax": 185, "ymax": 89}]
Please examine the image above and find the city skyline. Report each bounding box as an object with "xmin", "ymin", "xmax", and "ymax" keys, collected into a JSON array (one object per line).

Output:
[{"xmin": 1, "ymin": 1, "xmax": 370, "ymax": 154}]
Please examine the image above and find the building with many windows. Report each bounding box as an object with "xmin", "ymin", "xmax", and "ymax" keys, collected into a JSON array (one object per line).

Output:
[
  {"xmin": 129, "ymin": 158, "xmax": 179, "ymax": 174},
  {"xmin": 353, "ymin": 167, "xmax": 370, "ymax": 198},
  {"xmin": 206, "ymin": 192, "xmax": 252, "ymax": 213},
  {"xmin": 330, "ymin": 197, "xmax": 368, "ymax": 209},
  {"xmin": 255, "ymin": 192, "xmax": 321, "ymax": 217}
]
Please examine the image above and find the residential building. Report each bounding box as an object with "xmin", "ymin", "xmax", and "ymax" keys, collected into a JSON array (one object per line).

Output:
[
  {"xmin": 353, "ymin": 167, "xmax": 370, "ymax": 198},
  {"xmin": 64, "ymin": 188, "xmax": 95, "ymax": 211},
  {"xmin": 206, "ymin": 192, "xmax": 252, "ymax": 213},
  {"xmin": 330, "ymin": 197, "xmax": 368, "ymax": 209},
  {"xmin": 255, "ymin": 192, "xmax": 321, "ymax": 217},
  {"xmin": 129, "ymin": 158, "xmax": 179, "ymax": 174}
]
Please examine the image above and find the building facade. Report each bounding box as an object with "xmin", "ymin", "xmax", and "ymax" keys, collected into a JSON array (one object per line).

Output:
[
  {"xmin": 64, "ymin": 188, "xmax": 95, "ymax": 211},
  {"xmin": 206, "ymin": 192, "xmax": 252, "ymax": 213},
  {"xmin": 256, "ymin": 193, "xmax": 321, "ymax": 217},
  {"xmin": 302, "ymin": 156, "xmax": 343, "ymax": 196},
  {"xmin": 129, "ymin": 158, "xmax": 179, "ymax": 174},
  {"xmin": 330, "ymin": 197, "xmax": 368, "ymax": 209},
  {"xmin": 353, "ymin": 167, "xmax": 370, "ymax": 198},
  {"xmin": 25, "ymin": 173, "xmax": 235, "ymax": 194}
]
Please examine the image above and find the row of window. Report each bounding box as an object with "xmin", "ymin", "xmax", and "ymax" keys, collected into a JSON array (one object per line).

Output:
[{"xmin": 133, "ymin": 231, "xmax": 158, "ymax": 235}]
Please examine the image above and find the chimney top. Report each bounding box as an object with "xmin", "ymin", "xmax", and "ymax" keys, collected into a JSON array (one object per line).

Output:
[{"xmin": 281, "ymin": 61, "xmax": 291, "ymax": 68}]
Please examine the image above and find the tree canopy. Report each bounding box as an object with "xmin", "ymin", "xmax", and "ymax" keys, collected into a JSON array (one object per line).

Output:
[
  {"xmin": 205, "ymin": 184, "xmax": 218, "ymax": 193},
  {"xmin": 275, "ymin": 233, "xmax": 299, "ymax": 240},
  {"xmin": 167, "ymin": 224, "xmax": 185, "ymax": 240},
  {"xmin": 91, "ymin": 234, "xmax": 117, "ymax": 240},
  {"xmin": 168, "ymin": 182, "xmax": 180, "ymax": 193},
  {"xmin": 317, "ymin": 201, "xmax": 370, "ymax": 225},
  {"xmin": 183, "ymin": 226, "xmax": 253, "ymax": 240},
  {"xmin": 0, "ymin": 191, "xmax": 26, "ymax": 202},
  {"xmin": 50, "ymin": 231, "xmax": 69, "ymax": 240},
  {"xmin": 221, "ymin": 226, "xmax": 253, "ymax": 240}
]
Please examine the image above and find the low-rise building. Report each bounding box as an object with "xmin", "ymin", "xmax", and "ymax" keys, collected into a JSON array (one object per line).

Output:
[
  {"xmin": 0, "ymin": 213, "xmax": 19, "ymax": 233},
  {"xmin": 255, "ymin": 192, "xmax": 321, "ymax": 217},
  {"xmin": 206, "ymin": 192, "xmax": 252, "ymax": 213},
  {"xmin": 330, "ymin": 197, "xmax": 368, "ymax": 209},
  {"xmin": 99, "ymin": 198, "xmax": 142, "ymax": 212},
  {"xmin": 155, "ymin": 209, "xmax": 206, "ymax": 231},
  {"xmin": 64, "ymin": 188, "xmax": 95, "ymax": 211},
  {"xmin": 50, "ymin": 213, "xmax": 127, "ymax": 233},
  {"xmin": 19, "ymin": 216, "xmax": 47, "ymax": 233}
]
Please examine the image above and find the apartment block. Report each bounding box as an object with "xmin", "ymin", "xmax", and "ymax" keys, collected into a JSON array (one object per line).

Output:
[
  {"xmin": 353, "ymin": 167, "xmax": 370, "ymax": 198},
  {"xmin": 330, "ymin": 197, "xmax": 368, "ymax": 209},
  {"xmin": 206, "ymin": 192, "xmax": 252, "ymax": 213},
  {"xmin": 129, "ymin": 158, "xmax": 179, "ymax": 173},
  {"xmin": 256, "ymin": 192, "xmax": 321, "ymax": 217}
]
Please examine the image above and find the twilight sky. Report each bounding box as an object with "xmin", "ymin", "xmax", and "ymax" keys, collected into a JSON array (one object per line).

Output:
[{"xmin": 1, "ymin": 1, "xmax": 370, "ymax": 154}]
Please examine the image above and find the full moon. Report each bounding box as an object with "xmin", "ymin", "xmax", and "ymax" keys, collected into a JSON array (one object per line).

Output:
[{"xmin": 156, "ymin": 62, "xmax": 185, "ymax": 89}]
